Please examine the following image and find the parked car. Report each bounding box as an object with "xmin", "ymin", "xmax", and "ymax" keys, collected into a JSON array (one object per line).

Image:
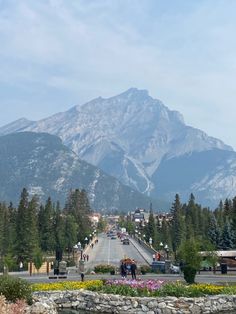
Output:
[{"xmin": 170, "ymin": 264, "xmax": 180, "ymax": 274}]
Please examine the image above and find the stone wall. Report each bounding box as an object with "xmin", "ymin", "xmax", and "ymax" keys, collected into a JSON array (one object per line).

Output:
[{"xmin": 29, "ymin": 290, "xmax": 236, "ymax": 314}]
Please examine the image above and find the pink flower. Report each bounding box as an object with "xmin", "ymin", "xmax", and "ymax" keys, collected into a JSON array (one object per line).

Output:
[{"xmin": 105, "ymin": 279, "xmax": 165, "ymax": 291}]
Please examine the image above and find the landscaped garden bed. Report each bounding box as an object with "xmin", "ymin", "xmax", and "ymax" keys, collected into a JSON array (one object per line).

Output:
[
  {"xmin": 87, "ymin": 278, "xmax": 236, "ymax": 297},
  {"xmin": 2, "ymin": 275, "xmax": 236, "ymax": 313}
]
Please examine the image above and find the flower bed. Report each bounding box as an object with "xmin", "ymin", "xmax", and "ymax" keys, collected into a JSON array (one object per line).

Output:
[
  {"xmin": 31, "ymin": 278, "xmax": 236, "ymax": 298},
  {"xmin": 28, "ymin": 280, "xmax": 236, "ymax": 313},
  {"xmin": 88, "ymin": 279, "xmax": 236, "ymax": 297},
  {"xmin": 32, "ymin": 280, "xmax": 103, "ymax": 291},
  {"xmin": 106, "ymin": 278, "xmax": 164, "ymax": 290}
]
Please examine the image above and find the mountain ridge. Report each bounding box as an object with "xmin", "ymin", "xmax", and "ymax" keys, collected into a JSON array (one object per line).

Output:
[
  {"xmin": 0, "ymin": 131, "xmax": 165, "ymax": 210},
  {"xmin": 0, "ymin": 88, "xmax": 234, "ymax": 207}
]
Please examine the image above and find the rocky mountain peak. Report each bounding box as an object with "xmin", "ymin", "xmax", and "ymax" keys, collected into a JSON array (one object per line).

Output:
[{"xmin": 0, "ymin": 88, "xmax": 234, "ymax": 207}]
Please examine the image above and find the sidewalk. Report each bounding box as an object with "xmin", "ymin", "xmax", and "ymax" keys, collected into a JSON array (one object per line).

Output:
[{"xmin": 129, "ymin": 237, "xmax": 153, "ymax": 265}]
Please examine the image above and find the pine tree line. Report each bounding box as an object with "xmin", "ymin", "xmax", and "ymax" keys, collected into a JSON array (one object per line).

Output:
[
  {"xmin": 146, "ymin": 193, "xmax": 236, "ymax": 256},
  {"xmin": 0, "ymin": 188, "xmax": 93, "ymax": 269}
]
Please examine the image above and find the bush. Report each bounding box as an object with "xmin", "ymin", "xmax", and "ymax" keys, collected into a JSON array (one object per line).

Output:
[
  {"xmin": 139, "ymin": 264, "xmax": 151, "ymax": 274},
  {"xmin": 183, "ymin": 265, "xmax": 197, "ymax": 284},
  {"xmin": 178, "ymin": 238, "xmax": 201, "ymax": 284},
  {"xmin": 0, "ymin": 295, "xmax": 27, "ymax": 314},
  {"xmin": 0, "ymin": 275, "xmax": 32, "ymax": 304},
  {"xmin": 94, "ymin": 264, "xmax": 116, "ymax": 273},
  {"xmin": 66, "ymin": 259, "xmax": 76, "ymax": 267},
  {"xmin": 0, "ymin": 256, "xmax": 20, "ymax": 272}
]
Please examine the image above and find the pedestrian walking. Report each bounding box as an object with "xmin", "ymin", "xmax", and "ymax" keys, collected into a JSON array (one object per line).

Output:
[
  {"xmin": 120, "ymin": 262, "xmax": 127, "ymax": 278},
  {"xmin": 86, "ymin": 254, "xmax": 89, "ymax": 261},
  {"xmin": 81, "ymin": 272, "xmax": 85, "ymax": 282},
  {"xmin": 130, "ymin": 260, "xmax": 137, "ymax": 280}
]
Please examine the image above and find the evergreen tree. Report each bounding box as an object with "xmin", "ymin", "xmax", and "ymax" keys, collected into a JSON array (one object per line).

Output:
[
  {"xmin": 65, "ymin": 189, "xmax": 92, "ymax": 245},
  {"xmin": 146, "ymin": 209, "xmax": 158, "ymax": 248},
  {"xmin": 64, "ymin": 215, "xmax": 78, "ymax": 257},
  {"xmin": 223, "ymin": 198, "xmax": 232, "ymax": 221},
  {"xmin": 199, "ymin": 207, "xmax": 211, "ymax": 241},
  {"xmin": 184, "ymin": 194, "xmax": 202, "ymax": 239},
  {"xmin": 27, "ymin": 196, "xmax": 40, "ymax": 254},
  {"xmin": 0, "ymin": 203, "xmax": 10, "ymax": 257},
  {"xmin": 208, "ymin": 213, "xmax": 220, "ymax": 248},
  {"xmin": 170, "ymin": 194, "xmax": 185, "ymax": 255},
  {"xmin": 7, "ymin": 202, "xmax": 17, "ymax": 254},
  {"xmin": 15, "ymin": 188, "xmax": 33, "ymax": 261},
  {"xmin": 38, "ymin": 197, "xmax": 55, "ymax": 252},
  {"xmin": 231, "ymin": 196, "xmax": 236, "ymax": 246},
  {"xmin": 215, "ymin": 200, "xmax": 224, "ymax": 229},
  {"xmin": 53, "ymin": 201, "xmax": 65, "ymax": 252},
  {"xmin": 220, "ymin": 218, "xmax": 234, "ymax": 250}
]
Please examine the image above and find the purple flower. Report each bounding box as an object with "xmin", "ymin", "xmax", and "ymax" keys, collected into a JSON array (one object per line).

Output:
[{"xmin": 105, "ymin": 279, "xmax": 165, "ymax": 291}]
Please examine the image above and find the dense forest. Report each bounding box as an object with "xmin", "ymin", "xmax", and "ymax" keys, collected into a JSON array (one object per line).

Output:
[
  {"xmin": 1, "ymin": 188, "xmax": 236, "ymax": 270},
  {"xmin": 120, "ymin": 193, "xmax": 236, "ymax": 258},
  {"xmin": 0, "ymin": 188, "xmax": 94, "ymax": 270}
]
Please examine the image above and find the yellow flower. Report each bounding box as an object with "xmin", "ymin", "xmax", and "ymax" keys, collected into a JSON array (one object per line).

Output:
[{"xmin": 32, "ymin": 280, "xmax": 103, "ymax": 291}]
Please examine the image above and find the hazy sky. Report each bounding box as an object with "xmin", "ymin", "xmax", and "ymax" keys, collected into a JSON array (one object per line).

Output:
[{"xmin": 0, "ymin": 0, "xmax": 236, "ymax": 148}]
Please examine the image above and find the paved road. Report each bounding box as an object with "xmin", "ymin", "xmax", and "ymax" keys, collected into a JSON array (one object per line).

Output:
[
  {"xmin": 7, "ymin": 233, "xmax": 236, "ymax": 285},
  {"xmin": 84, "ymin": 233, "xmax": 150, "ymax": 272},
  {"xmin": 9, "ymin": 270, "xmax": 236, "ymax": 285}
]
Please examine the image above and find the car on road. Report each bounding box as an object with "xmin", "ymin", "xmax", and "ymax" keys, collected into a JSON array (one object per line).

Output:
[
  {"xmin": 111, "ymin": 235, "xmax": 117, "ymax": 239},
  {"xmin": 123, "ymin": 238, "xmax": 129, "ymax": 245}
]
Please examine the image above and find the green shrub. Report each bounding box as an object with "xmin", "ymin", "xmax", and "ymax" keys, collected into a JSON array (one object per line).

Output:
[
  {"xmin": 94, "ymin": 264, "xmax": 116, "ymax": 273},
  {"xmin": 0, "ymin": 275, "xmax": 32, "ymax": 304},
  {"xmin": 183, "ymin": 265, "xmax": 197, "ymax": 284},
  {"xmin": 139, "ymin": 264, "xmax": 151, "ymax": 274},
  {"xmin": 66, "ymin": 259, "xmax": 76, "ymax": 267},
  {"xmin": 178, "ymin": 238, "xmax": 201, "ymax": 284}
]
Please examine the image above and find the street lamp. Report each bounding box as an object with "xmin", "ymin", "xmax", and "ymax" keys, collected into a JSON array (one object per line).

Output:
[
  {"xmin": 164, "ymin": 244, "xmax": 169, "ymax": 260},
  {"xmin": 149, "ymin": 237, "xmax": 152, "ymax": 246},
  {"xmin": 73, "ymin": 244, "xmax": 78, "ymax": 262},
  {"xmin": 77, "ymin": 242, "xmax": 82, "ymax": 259}
]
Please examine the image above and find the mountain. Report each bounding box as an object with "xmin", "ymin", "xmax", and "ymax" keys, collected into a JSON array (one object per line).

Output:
[
  {"xmin": 0, "ymin": 88, "xmax": 235, "ymax": 207},
  {"xmin": 0, "ymin": 132, "xmax": 164, "ymax": 210}
]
